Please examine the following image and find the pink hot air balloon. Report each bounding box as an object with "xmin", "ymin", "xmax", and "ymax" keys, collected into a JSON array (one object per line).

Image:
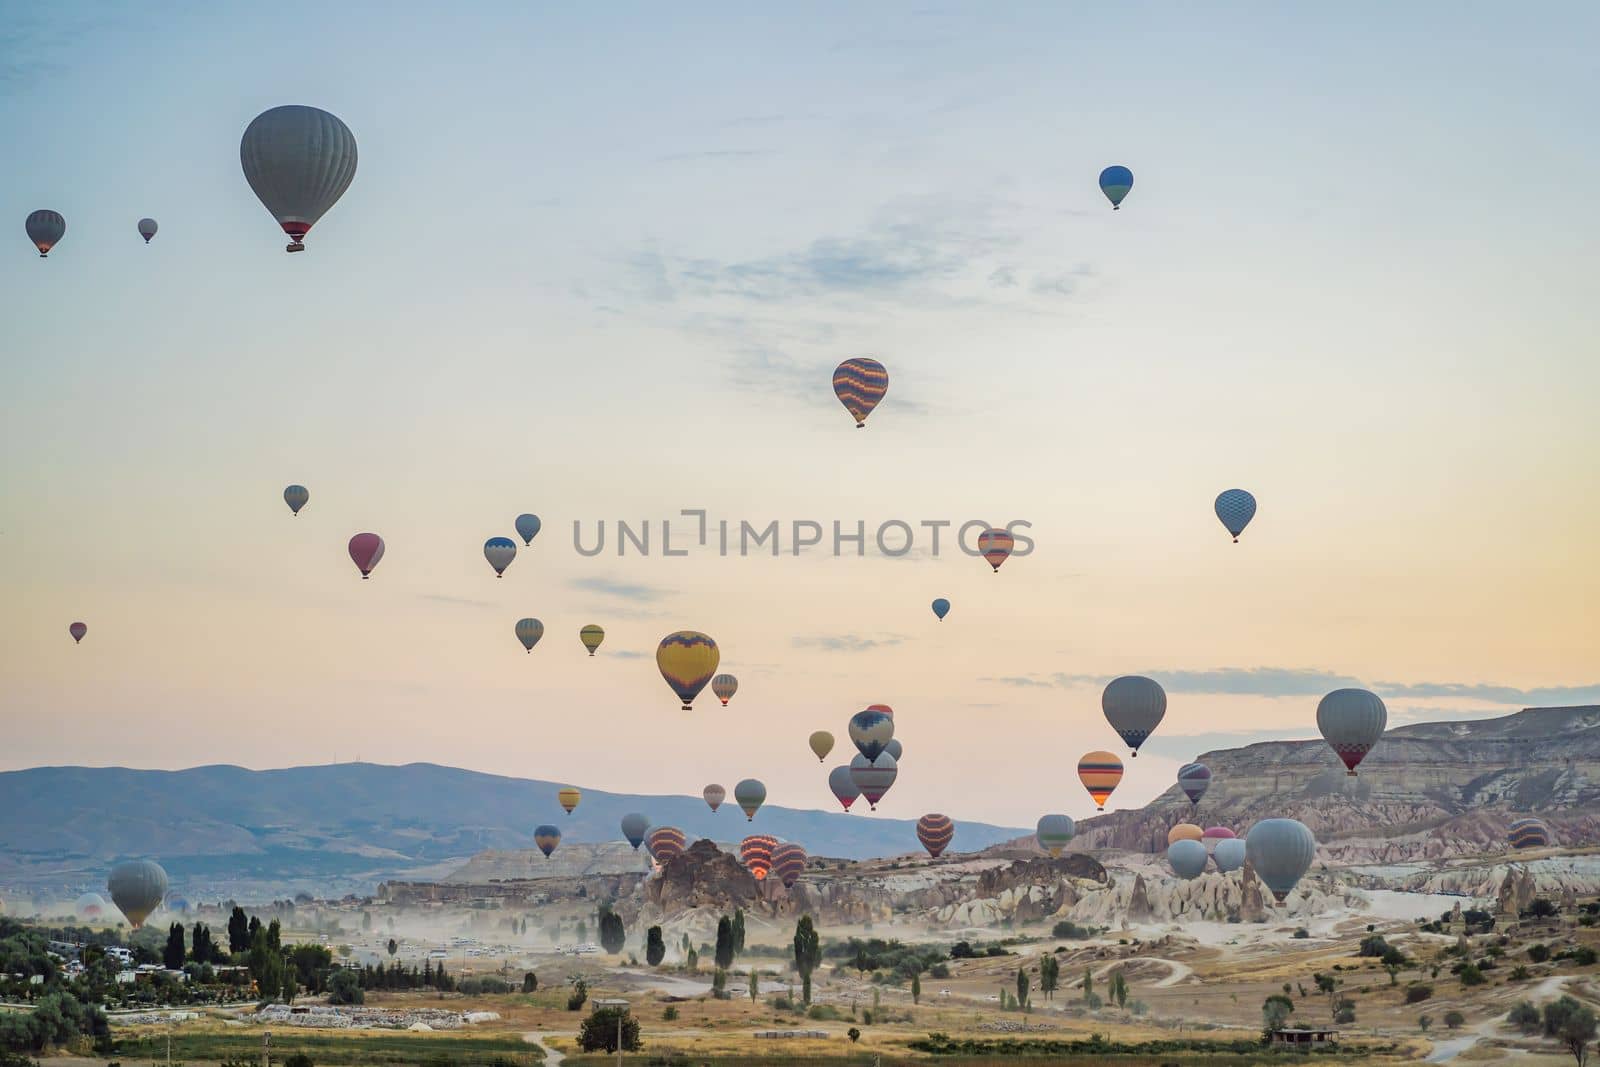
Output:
[
  {"xmin": 348, "ymin": 533, "xmax": 385, "ymax": 579},
  {"xmin": 69, "ymin": 622, "xmax": 87, "ymax": 644}
]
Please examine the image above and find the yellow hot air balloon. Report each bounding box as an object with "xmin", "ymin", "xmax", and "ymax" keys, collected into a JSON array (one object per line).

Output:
[
  {"xmin": 808, "ymin": 731, "xmax": 835, "ymax": 763},
  {"xmin": 579, "ymin": 625, "xmax": 605, "ymax": 656},
  {"xmin": 1077, "ymin": 751, "xmax": 1124, "ymax": 811},
  {"xmin": 558, "ymin": 787, "xmax": 581, "ymax": 814},
  {"xmin": 656, "ymin": 631, "xmax": 720, "ymax": 710},
  {"xmin": 1166, "ymin": 823, "xmax": 1204, "ymax": 846}
]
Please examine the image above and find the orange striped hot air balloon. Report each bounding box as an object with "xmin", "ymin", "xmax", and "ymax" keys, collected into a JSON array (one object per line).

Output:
[
  {"xmin": 1077, "ymin": 751, "xmax": 1124, "ymax": 811},
  {"xmin": 916, "ymin": 814, "xmax": 955, "ymax": 858},
  {"xmin": 977, "ymin": 528, "xmax": 1014, "ymax": 572},
  {"xmin": 1167, "ymin": 823, "xmax": 1203, "ymax": 847},
  {"xmin": 646, "ymin": 826, "xmax": 687, "ymax": 864},
  {"xmin": 740, "ymin": 834, "xmax": 778, "ymax": 881},
  {"xmin": 771, "ymin": 842, "xmax": 808, "ymax": 888},
  {"xmin": 656, "ymin": 631, "xmax": 720, "ymax": 710},
  {"xmin": 557, "ymin": 787, "xmax": 581, "ymax": 814},
  {"xmin": 832, "ymin": 357, "xmax": 889, "ymax": 428}
]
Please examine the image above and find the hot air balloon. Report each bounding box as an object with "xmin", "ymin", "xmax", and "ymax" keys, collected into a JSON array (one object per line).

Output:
[
  {"xmin": 1168, "ymin": 839, "xmax": 1208, "ymax": 880},
  {"xmin": 1177, "ymin": 763, "xmax": 1212, "ymax": 808},
  {"xmin": 75, "ymin": 893, "xmax": 107, "ymax": 921},
  {"xmin": 916, "ymin": 814, "xmax": 955, "ymax": 858},
  {"xmin": 516, "ymin": 618, "xmax": 545, "ymax": 652},
  {"xmin": 138, "ymin": 218, "xmax": 158, "ymax": 243},
  {"xmin": 240, "ymin": 105, "xmax": 357, "ymax": 253},
  {"xmin": 557, "ymin": 787, "xmax": 581, "ymax": 814},
  {"xmin": 1036, "ymin": 814, "xmax": 1075, "ymax": 857},
  {"xmin": 832, "ymin": 357, "xmax": 889, "ymax": 428},
  {"xmin": 348, "ymin": 533, "xmax": 384, "ymax": 578},
  {"xmin": 740, "ymin": 835, "xmax": 778, "ymax": 881},
  {"xmin": 515, "ymin": 514, "xmax": 542, "ymax": 546},
  {"xmin": 1214, "ymin": 489, "xmax": 1257, "ymax": 543},
  {"xmin": 646, "ymin": 826, "xmax": 687, "ymax": 864},
  {"xmin": 68, "ymin": 622, "xmax": 87, "ymax": 644},
  {"xmin": 1245, "ymin": 818, "xmax": 1316, "ymax": 904},
  {"xmin": 1167, "ymin": 823, "xmax": 1204, "ymax": 847},
  {"xmin": 712, "ymin": 674, "xmax": 739, "ymax": 706},
  {"xmin": 849, "ymin": 753, "xmax": 898, "ymax": 810},
  {"xmin": 1099, "ymin": 165, "xmax": 1133, "ymax": 210},
  {"xmin": 657, "ymin": 631, "xmax": 720, "ymax": 710},
  {"xmin": 620, "ymin": 813, "xmax": 650, "ymax": 850},
  {"xmin": 579, "ymin": 625, "xmax": 605, "ymax": 656},
  {"xmin": 1214, "ymin": 837, "xmax": 1247, "ymax": 873},
  {"xmin": 883, "ymin": 738, "xmax": 903, "ymax": 761},
  {"xmin": 808, "ymin": 731, "xmax": 835, "ymax": 763},
  {"xmin": 734, "ymin": 778, "xmax": 767, "ymax": 821},
  {"xmin": 1316, "ymin": 689, "xmax": 1387, "ymax": 776},
  {"xmin": 283, "ymin": 485, "xmax": 309, "ymax": 515},
  {"xmin": 25, "ymin": 210, "xmax": 64, "ymax": 256},
  {"xmin": 1077, "ymin": 751, "xmax": 1124, "ymax": 811},
  {"xmin": 867, "ymin": 703, "xmax": 894, "ymax": 718},
  {"xmin": 848, "ymin": 707, "xmax": 894, "ymax": 761},
  {"xmin": 828, "ymin": 765, "xmax": 860, "ymax": 812},
  {"xmin": 1102, "ymin": 675, "xmax": 1166, "ymax": 756},
  {"xmin": 931, "ymin": 598, "xmax": 950, "ymax": 621},
  {"xmin": 107, "ymin": 860, "xmax": 168, "ymax": 929},
  {"xmin": 1509, "ymin": 818, "xmax": 1550, "ymax": 850},
  {"xmin": 771, "ymin": 842, "xmax": 808, "ymax": 888},
  {"xmin": 484, "ymin": 537, "xmax": 517, "ymax": 577},
  {"xmin": 977, "ymin": 528, "xmax": 1014, "ymax": 572},
  {"xmin": 534, "ymin": 825, "xmax": 562, "ymax": 858},
  {"xmin": 1201, "ymin": 826, "xmax": 1236, "ymax": 854},
  {"xmin": 703, "ymin": 784, "xmax": 726, "ymax": 812}
]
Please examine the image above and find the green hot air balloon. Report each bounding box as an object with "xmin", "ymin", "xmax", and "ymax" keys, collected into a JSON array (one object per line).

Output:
[
  {"xmin": 579, "ymin": 625, "xmax": 605, "ymax": 656},
  {"xmin": 1035, "ymin": 814, "xmax": 1075, "ymax": 857},
  {"xmin": 734, "ymin": 778, "xmax": 766, "ymax": 822},
  {"xmin": 107, "ymin": 860, "xmax": 169, "ymax": 929},
  {"xmin": 1245, "ymin": 819, "xmax": 1316, "ymax": 904},
  {"xmin": 515, "ymin": 618, "xmax": 544, "ymax": 653}
]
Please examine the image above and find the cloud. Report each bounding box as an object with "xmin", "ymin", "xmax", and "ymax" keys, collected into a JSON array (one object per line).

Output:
[
  {"xmin": 567, "ymin": 576, "xmax": 672, "ymax": 602},
  {"xmin": 792, "ymin": 634, "xmax": 906, "ymax": 653},
  {"xmin": 610, "ymin": 650, "xmax": 647, "ymax": 660},
  {"xmin": 417, "ymin": 594, "xmax": 495, "ymax": 610},
  {"xmin": 656, "ymin": 149, "xmax": 772, "ymax": 163},
  {"xmin": 981, "ymin": 675, "xmax": 1054, "ymax": 688},
  {"xmin": 1136, "ymin": 729, "xmax": 1318, "ymax": 760},
  {"xmin": 1374, "ymin": 682, "xmax": 1600, "ymax": 706}
]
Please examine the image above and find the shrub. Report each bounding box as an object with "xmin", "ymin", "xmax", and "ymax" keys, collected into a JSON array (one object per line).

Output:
[
  {"xmin": 808, "ymin": 1004, "xmax": 843, "ymax": 1021},
  {"xmin": 577, "ymin": 1007, "xmax": 641, "ymax": 1053},
  {"xmin": 1052, "ymin": 921, "xmax": 1093, "ymax": 940},
  {"xmin": 284, "ymin": 1056, "xmax": 314, "ymax": 1067},
  {"xmin": 1457, "ymin": 963, "xmax": 1485, "ymax": 987},
  {"xmin": 662, "ymin": 1005, "xmax": 678, "ymax": 1021},
  {"xmin": 457, "ymin": 976, "xmax": 512, "ymax": 995},
  {"xmin": 1292, "ymin": 928, "xmax": 1310, "ymax": 939},
  {"xmin": 929, "ymin": 963, "xmax": 949, "ymax": 979},
  {"xmin": 1510, "ymin": 965, "xmax": 1531, "ymax": 980},
  {"xmin": 1418, "ymin": 1014, "xmax": 1432, "ymax": 1032},
  {"xmin": 1526, "ymin": 899, "xmax": 1557, "ymax": 919},
  {"xmin": 328, "ymin": 969, "xmax": 364, "ymax": 1005},
  {"xmin": 1574, "ymin": 947, "xmax": 1598, "ymax": 966},
  {"xmin": 1358, "ymin": 935, "xmax": 1390, "ymax": 958},
  {"xmin": 566, "ymin": 977, "xmax": 588, "ymax": 1011},
  {"xmin": 1443, "ymin": 1010, "xmax": 1465, "ymax": 1030},
  {"xmin": 1508, "ymin": 1001, "xmax": 1541, "ymax": 1033},
  {"xmin": 522, "ymin": 972, "xmax": 538, "ymax": 993},
  {"xmin": 1529, "ymin": 943, "xmax": 1551, "ymax": 963},
  {"xmin": 847, "ymin": 1027, "xmax": 861, "ymax": 1043},
  {"xmin": 1405, "ymin": 984, "xmax": 1433, "ymax": 1004}
]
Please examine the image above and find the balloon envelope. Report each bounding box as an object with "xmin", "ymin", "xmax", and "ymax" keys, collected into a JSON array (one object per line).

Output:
[
  {"xmin": 1167, "ymin": 823, "xmax": 1204, "ymax": 847},
  {"xmin": 740, "ymin": 835, "xmax": 778, "ymax": 880},
  {"xmin": 107, "ymin": 860, "xmax": 168, "ymax": 929},
  {"xmin": 702, "ymin": 784, "xmax": 726, "ymax": 812},
  {"xmin": 832, "ymin": 357, "xmax": 889, "ymax": 427},
  {"xmin": 646, "ymin": 826, "xmax": 687, "ymax": 864},
  {"xmin": 75, "ymin": 893, "xmax": 107, "ymax": 921},
  {"xmin": 1036, "ymin": 814, "xmax": 1075, "ymax": 857},
  {"xmin": 712, "ymin": 674, "xmax": 739, "ymax": 705},
  {"xmin": 240, "ymin": 105, "xmax": 357, "ymax": 252},
  {"xmin": 849, "ymin": 752, "xmax": 898, "ymax": 809},
  {"xmin": 734, "ymin": 778, "xmax": 767, "ymax": 821},
  {"xmin": 828, "ymin": 765, "xmax": 860, "ymax": 811},
  {"xmin": 1245, "ymin": 818, "xmax": 1316, "ymax": 904},
  {"xmin": 1213, "ymin": 837, "xmax": 1247, "ymax": 873},
  {"xmin": 1077, "ymin": 751, "xmax": 1124, "ymax": 810},
  {"xmin": 977, "ymin": 528, "xmax": 1014, "ymax": 572},
  {"xmin": 1099, "ymin": 165, "xmax": 1134, "ymax": 208},
  {"xmin": 515, "ymin": 618, "xmax": 545, "ymax": 652},
  {"xmin": 883, "ymin": 738, "xmax": 903, "ymax": 761},
  {"xmin": 348, "ymin": 533, "xmax": 384, "ymax": 578},
  {"xmin": 848, "ymin": 707, "xmax": 895, "ymax": 761},
  {"xmin": 1168, "ymin": 839, "xmax": 1208, "ymax": 880},
  {"xmin": 1316, "ymin": 688, "xmax": 1387, "ymax": 775},
  {"xmin": 1177, "ymin": 763, "xmax": 1212, "ymax": 807},
  {"xmin": 283, "ymin": 485, "xmax": 309, "ymax": 515},
  {"xmin": 916, "ymin": 814, "xmax": 955, "ymax": 858},
  {"xmin": 657, "ymin": 631, "xmax": 720, "ymax": 709},
  {"xmin": 557, "ymin": 787, "xmax": 581, "ymax": 814},
  {"xmin": 620, "ymin": 813, "xmax": 649, "ymax": 850},
  {"xmin": 579, "ymin": 624, "xmax": 605, "ymax": 655},
  {"xmin": 515, "ymin": 514, "xmax": 542, "ymax": 545},
  {"xmin": 1201, "ymin": 827, "xmax": 1236, "ymax": 854},
  {"xmin": 484, "ymin": 537, "xmax": 517, "ymax": 577},
  {"xmin": 534, "ymin": 825, "xmax": 562, "ymax": 858},
  {"xmin": 69, "ymin": 622, "xmax": 87, "ymax": 644},
  {"xmin": 931, "ymin": 598, "xmax": 950, "ymax": 620},
  {"xmin": 771, "ymin": 841, "xmax": 808, "ymax": 887},
  {"xmin": 26, "ymin": 209, "xmax": 65, "ymax": 256},
  {"xmin": 809, "ymin": 731, "xmax": 835, "ymax": 762},
  {"xmin": 1102, "ymin": 676, "xmax": 1166, "ymax": 755},
  {"xmin": 1508, "ymin": 818, "xmax": 1550, "ymax": 850},
  {"xmin": 1214, "ymin": 489, "xmax": 1257, "ymax": 542},
  {"xmin": 138, "ymin": 218, "xmax": 158, "ymax": 243}
]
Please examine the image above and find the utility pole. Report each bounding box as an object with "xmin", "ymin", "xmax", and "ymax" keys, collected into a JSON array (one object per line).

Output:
[{"xmin": 262, "ymin": 1029, "xmax": 271, "ymax": 1067}]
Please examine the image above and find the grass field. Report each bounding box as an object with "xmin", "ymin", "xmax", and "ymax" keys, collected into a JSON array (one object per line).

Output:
[{"xmin": 109, "ymin": 1027, "xmax": 544, "ymax": 1065}]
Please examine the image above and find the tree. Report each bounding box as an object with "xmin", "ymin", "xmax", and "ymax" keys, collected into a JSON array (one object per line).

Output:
[
  {"xmin": 191, "ymin": 922, "xmax": 211, "ymax": 964},
  {"xmin": 1263, "ymin": 997, "xmax": 1293, "ymax": 1040},
  {"xmin": 598, "ymin": 905, "xmax": 626, "ymax": 955},
  {"xmin": 1082, "ymin": 966, "xmax": 1094, "ymax": 1003},
  {"xmin": 228, "ymin": 907, "xmax": 250, "ymax": 954},
  {"xmin": 1110, "ymin": 969, "xmax": 1128, "ymax": 1010},
  {"xmin": 328, "ymin": 969, "xmax": 364, "ymax": 1005},
  {"xmin": 856, "ymin": 945, "xmax": 870, "ymax": 977},
  {"xmin": 749, "ymin": 968, "xmax": 760, "ymax": 1001},
  {"xmin": 284, "ymin": 1055, "xmax": 313, "ymax": 1067},
  {"xmin": 576, "ymin": 920, "xmax": 587, "ymax": 944},
  {"xmin": 164, "ymin": 923, "xmax": 186, "ymax": 970},
  {"xmin": 847, "ymin": 1027, "xmax": 861, "ymax": 1043},
  {"xmin": 1039, "ymin": 954, "xmax": 1059, "ymax": 1000},
  {"xmin": 733, "ymin": 909, "xmax": 746, "ymax": 955},
  {"xmin": 577, "ymin": 1007, "xmax": 641, "ymax": 1053},
  {"xmin": 686, "ymin": 948, "xmax": 698, "ymax": 973},
  {"xmin": 386, "ymin": 938, "xmax": 397, "ymax": 958},
  {"xmin": 646, "ymin": 926, "xmax": 666, "ymax": 967},
  {"xmin": 1510, "ymin": 1001, "xmax": 1542, "ymax": 1034},
  {"xmin": 911, "ymin": 971, "xmax": 921, "ymax": 1005},
  {"xmin": 267, "ymin": 918, "xmax": 282, "ymax": 951},
  {"xmin": 1314, "ymin": 972, "xmax": 1341, "ymax": 1021},
  {"xmin": 1444, "ymin": 1010, "xmax": 1465, "ymax": 1030},
  {"xmin": 1544, "ymin": 996, "xmax": 1598, "ymax": 1066},
  {"xmin": 1419, "ymin": 1014, "xmax": 1433, "ymax": 1032},
  {"xmin": 712, "ymin": 967, "xmax": 728, "ymax": 999},
  {"xmin": 715, "ymin": 917, "xmax": 735, "ymax": 970},
  {"xmin": 522, "ymin": 972, "xmax": 539, "ymax": 994},
  {"xmin": 793, "ymin": 917, "xmax": 822, "ymax": 1004},
  {"xmin": 566, "ymin": 977, "xmax": 588, "ymax": 1011}
]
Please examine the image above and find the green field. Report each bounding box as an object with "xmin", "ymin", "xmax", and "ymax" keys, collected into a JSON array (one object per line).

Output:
[{"xmin": 111, "ymin": 1029, "xmax": 543, "ymax": 1065}]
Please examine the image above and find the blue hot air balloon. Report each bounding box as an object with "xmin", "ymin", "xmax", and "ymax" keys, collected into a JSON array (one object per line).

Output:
[
  {"xmin": 515, "ymin": 514, "xmax": 541, "ymax": 546},
  {"xmin": 1099, "ymin": 166, "xmax": 1133, "ymax": 209},
  {"xmin": 620, "ymin": 813, "xmax": 650, "ymax": 851},
  {"xmin": 1214, "ymin": 489, "xmax": 1257, "ymax": 543},
  {"xmin": 484, "ymin": 537, "xmax": 517, "ymax": 577},
  {"xmin": 931, "ymin": 598, "xmax": 950, "ymax": 621}
]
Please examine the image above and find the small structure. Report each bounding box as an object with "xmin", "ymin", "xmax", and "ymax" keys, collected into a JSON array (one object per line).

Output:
[
  {"xmin": 591, "ymin": 998, "xmax": 629, "ymax": 1012},
  {"xmin": 1270, "ymin": 1027, "xmax": 1337, "ymax": 1048},
  {"xmin": 754, "ymin": 1030, "xmax": 829, "ymax": 1039}
]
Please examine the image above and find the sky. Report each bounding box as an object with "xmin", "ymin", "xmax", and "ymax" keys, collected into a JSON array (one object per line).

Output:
[{"xmin": 3, "ymin": 2, "xmax": 1598, "ymax": 829}]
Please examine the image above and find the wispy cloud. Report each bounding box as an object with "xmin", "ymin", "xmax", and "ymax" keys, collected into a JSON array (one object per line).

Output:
[
  {"xmin": 417, "ymin": 594, "xmax": 495, "ymax": 610},
  {"xmin": 656, "ymin": 149, "xmax": 772, "ymax": 164},
  {"xmin": 1374, "ymin": 682, "xmax": 1600, "ymax": 706},
  {"xmin": 981, "ymin": 675, "xmax": 1054, "ymax": 688},
  {"xmin": 792, "ymin": 634, "xmax": 906, "ymax": 653},
  {"xmin": 610, "ymin": 650, "xmax": 647, "ymax": 660},
  {"xmin": 568, "ymin": 576, "xmax": 672, "ymax": 602}
]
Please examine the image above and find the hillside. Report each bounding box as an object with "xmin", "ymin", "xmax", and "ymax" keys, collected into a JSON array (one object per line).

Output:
[
  {"xmin": 0, "ymin": 762, "xmax": 1026, "ymax": 898},
  {"xmin": 1076, "ymin": 704, "xmax": 1600, "ymax": 862}
]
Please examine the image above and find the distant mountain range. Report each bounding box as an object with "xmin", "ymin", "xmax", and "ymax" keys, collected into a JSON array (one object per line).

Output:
[{"xmin": 0, "ymin": 762, "xmax": 1027, "ymax": 899}]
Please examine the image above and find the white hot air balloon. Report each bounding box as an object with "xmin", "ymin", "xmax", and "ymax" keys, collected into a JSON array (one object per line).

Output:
[
  {"xmin": 1245, "ymin": 819, "xmax": 1316, "ymax": 904},
  {"xmin": 1213, "ymin": 837, "xmax": 1247, "ymax": 873},
  {"xmin": 1316, "ymin": 688, "xmax": 1388, "ymax": 776},
  {"xmin": 1167, "ymin": 839, "xmax": 1208, "ymax": 880},
  {"xmin": 240, "ymin": 106, "xmax": 358, "ymax": 253}
]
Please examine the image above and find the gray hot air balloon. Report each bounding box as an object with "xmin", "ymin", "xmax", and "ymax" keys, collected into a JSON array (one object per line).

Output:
[
  {"xmin": 1244, "ymin": 819, "xmax": 1316, "ymax": 904},
  {"xmin": 849, "ymin": 752, "xmax": 898, "ymax": 810},
  {"xmin": 107, "ymin": 859, "xmax": 169, "ymax": 929},
  {"xmin": 515, "ymin": 618, "xmax": 544, "ymax": 652},
  {"xmin": 240, "ymin": 105, "xmax": 358, "ymax": 253},
  {"xmin": 1102, "ymin": 675, "xmax": 1166, "ymax": 756},
  {"xmin": 828, "ymin": 765, "xmax": 861, "ymax": 811},
  {"xmin": 734, "ymin": 778, "xmax": 767, "ymax": 821},
  {"xmin": 138, "ymin": 218, "xmax": 159, "ymax": 243},
  {"xmin": 1214, "ymin": 489, "xmax": 1257, "ymax": 542},
  {"xmin": 1316, "ymin": 688, "xmax": 1387, "ymax": 775},
  {"xmin": 1213, "ymin": 837, "xmax": 1247, "ymax": 873},
  {"xmin": 848, "ymin": 707, "xmax": 894, "ymax": 761},
  {"xmin": 1167, "ymin": 839, "xmax": 1208, "ymax": 880},
  {"xmin": 1035, "ymin": 814, "xmax": 1075, "ymax": 857},
  {"xmin": 620, "ymin": 813, "xmax": 650, "ymax": 851},
  {"xmin": 283, "ymin": 484, "xmax": 309, "ymax": 515},
  {"xmin": 26, "ymin": 210, "xmax": 65, "ymax": 257},
  {"xmin": 703, "ymin": 783, "xmax": 725, "ymax": 812},
  {"xmin": 883, "ymin": 738, "xmax": 903, "ymax": 761}
]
